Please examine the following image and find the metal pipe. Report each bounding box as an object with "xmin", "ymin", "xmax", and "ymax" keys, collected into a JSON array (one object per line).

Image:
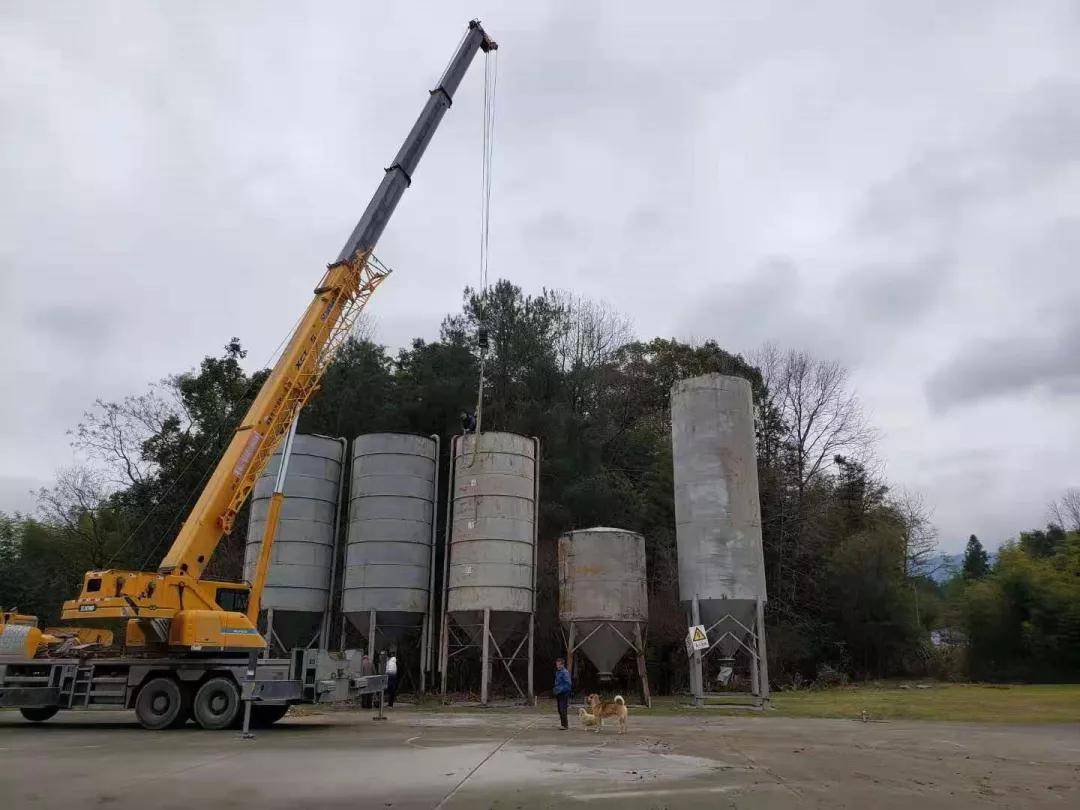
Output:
[
  {"xmin": 438, "ymin": 435, "xmax": 458, "ymax": 693},
  {"xmin": 422, "ymin": 434, "xmax": 441, "ymax": 688},
  {"xmin": 319, "ymin": 435, "xmax": 348, "ymax": 652},
  {"xmin": 528, "ymin": 437, "xmax": 540, "ymax": 699}
]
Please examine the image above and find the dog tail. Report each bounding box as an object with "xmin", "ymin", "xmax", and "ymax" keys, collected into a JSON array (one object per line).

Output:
[{"xmin": 614, "ymin": 695, "xmax": 625, "ymax": 705}]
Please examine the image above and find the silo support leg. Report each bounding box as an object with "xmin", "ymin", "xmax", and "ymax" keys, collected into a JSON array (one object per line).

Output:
[
  {"xmin": 565, "ymin": 623, "xmax": 576, "ymax": 680},
  {"xmin": 527, "ymin": 615, "xmax": 535, "ymax": 700},
  {"xmin": 368, "ymin": 610, "xmax": 377, "ymax": 660},
  {"xmin": 634, "ymin": 623, "xmax": 651, "ymax": 708},
  {"xmin": 690, "ymin": 597, "xmax": 704, "ymax": 706},
  {"xmin": 756, "ymin": 598, "xmax": 770, "ymax": 708},
  {"xmin": 481, "ymin": 608, "xmax": 491, "ymax": 705},
  {"xmin": 439, "ymin": 613, "xmax": 449, "ymax": 697},
  {"xmin": 263, "ymin": 608, "xmax": 274, "ymax": 659}
]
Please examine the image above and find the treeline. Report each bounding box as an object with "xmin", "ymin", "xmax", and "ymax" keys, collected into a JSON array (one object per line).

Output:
[
  {"xmin": 947, "ymin": 525, "xmax": 1080, "ymax": 681},
  {"xmin": 1, "ymin": 281, "xmax": 1077, "ymax": 687}
]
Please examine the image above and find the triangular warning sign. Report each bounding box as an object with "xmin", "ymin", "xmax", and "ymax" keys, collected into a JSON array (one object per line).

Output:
[{"xmin": 692, "ymin": 626, "xmax": 707, "ymax": 643}]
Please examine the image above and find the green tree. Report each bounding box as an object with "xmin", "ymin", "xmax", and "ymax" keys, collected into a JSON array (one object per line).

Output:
[{"xmin": 962, "ymin": 534, "xmax": 990, "ymax": 579}]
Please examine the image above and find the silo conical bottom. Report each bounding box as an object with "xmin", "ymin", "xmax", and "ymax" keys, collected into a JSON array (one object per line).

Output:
[
  {"xmin": 450, "ymin": 610, "xmax": 528, "ymax": 647},
  {"xmin": 566, "ymin": 621, "xmax": 636, "ymax": 677},
  {"xmin": 689, "ymin": 599, "xmax": 757, "ymax": 657},
  {"xmin": 263, "ymin": 611, "xmax": 322, "ymax": 651}
]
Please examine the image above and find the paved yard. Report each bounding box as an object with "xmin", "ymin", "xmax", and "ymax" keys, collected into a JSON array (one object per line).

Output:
[{"xmin": 1, "ymin": 707, "xmax": 1077, "ymax": 808}]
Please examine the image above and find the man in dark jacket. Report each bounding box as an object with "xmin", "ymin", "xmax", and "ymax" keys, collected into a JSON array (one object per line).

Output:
[{"xmin": 553, "ymin": 658, "xmax": 572, "ymax": 730}]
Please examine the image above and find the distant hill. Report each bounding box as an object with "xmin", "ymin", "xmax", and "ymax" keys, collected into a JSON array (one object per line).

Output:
[{"xmin": 923, "ymin": 551, "xmax": 997, "ymax": 583}]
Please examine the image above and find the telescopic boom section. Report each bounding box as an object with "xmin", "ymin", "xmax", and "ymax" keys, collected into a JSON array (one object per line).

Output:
[{"xmin": 155, "ymin": 20, "xmax": 497, "ymax": 581}]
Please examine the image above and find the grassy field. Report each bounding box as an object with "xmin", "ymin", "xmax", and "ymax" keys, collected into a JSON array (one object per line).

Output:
[
  {"xmin": 766, "ymin": 682, "xmax": 1080, "ymax": 723},
  {"xmin": 402, "ymin": 682, "xmax": 1080, "ymax": 724}
]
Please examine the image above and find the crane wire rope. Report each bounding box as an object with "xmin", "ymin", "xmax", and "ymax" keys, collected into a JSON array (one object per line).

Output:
[{"xmin": 466, "ymin": 47, "xmax": 497, "ymax": 467}]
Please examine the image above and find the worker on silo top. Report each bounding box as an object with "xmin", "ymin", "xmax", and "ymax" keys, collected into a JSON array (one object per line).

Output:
[
  {"xmin": 461, "ymin": 411, "xmax": 477, "ymax": 434},
  {"xmin": 385, "ymin": 652, "xmax": 399, "ymax": 708},
  {"xmin": 553, "ymin": 658, "xmax": 572, "ymax": 730}
]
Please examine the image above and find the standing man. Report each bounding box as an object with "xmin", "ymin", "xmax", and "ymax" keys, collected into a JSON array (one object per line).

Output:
[
  {"xmin": 385, "ymin": 651, "xmax": 399, "ymax": 708},
  {"xmin": 553, "ymin": 658, "xmax": 571, "ymax": 730},
  {"xmin": 359, "ymin": 653, "xmax": 374, "ymax": 709}
]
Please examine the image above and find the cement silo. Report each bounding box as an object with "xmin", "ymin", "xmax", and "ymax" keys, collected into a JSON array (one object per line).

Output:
[
  {"xmin": 439, "ymin": 432, "xmax": 538, "ymax": 704},
  {"xmin": 671, "ymin": 374, "xmax": 770, "ymax": 707},
  {"xmin": 559, "ymin": 527, "xmax": 651, "ymax": 706},
  {"xmin": 343, "ymin": 433, "xmax": 439, "ymax": 690},
  {"xmin": 244, "ymin": 433, "xmax": 345, "ymax": 652}
]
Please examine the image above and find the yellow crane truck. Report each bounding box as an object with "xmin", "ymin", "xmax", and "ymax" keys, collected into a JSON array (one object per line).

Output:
[{"xmin": 0, "ymin": 20, "xmax": 497, "ymax": 730}]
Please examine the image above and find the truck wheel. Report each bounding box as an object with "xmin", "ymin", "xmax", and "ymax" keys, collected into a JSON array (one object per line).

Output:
[
  {"xmin": 20, "ymin": 706, "xmax": 60, "ymax": 722},
  {"xmin": 135, "ymin": 677, "xmax": 186, "ymax": 730},
  {"xmin": 193, "ymin": 676, "xmax": 240, "ymax": 730},
  {"xmin": 250, "ymin": 704, "xmax": 290, "ymax": 727}
]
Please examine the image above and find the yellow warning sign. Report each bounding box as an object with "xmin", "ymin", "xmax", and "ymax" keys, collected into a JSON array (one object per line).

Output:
[{"xmin": 688, "ymin": 624, "xmax": 709, "ymax": 651}]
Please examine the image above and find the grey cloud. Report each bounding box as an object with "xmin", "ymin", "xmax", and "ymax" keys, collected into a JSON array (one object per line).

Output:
[
  {"xmin": 927, "ymin": 322, "xmax": 1080, "ymax": 411},
  {"xmin": 838, "ymin": 253, "xmax": 951, "ymax": 325},
  {"xmin": 31, "ymin": 304, "xmax": 114, "ymax": 348},
  {"xmin": 858, "ymin": 81, "xmax": 1080, "ymax": 238}
]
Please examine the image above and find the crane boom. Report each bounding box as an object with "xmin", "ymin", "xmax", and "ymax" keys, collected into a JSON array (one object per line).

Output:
[
  {"xmin": 160, "ymin": 20, "xmax": 497, "ymax": 580},
  {"xmin": 40, "ymin": 20, "xmax": 497, "ymax": 653}
]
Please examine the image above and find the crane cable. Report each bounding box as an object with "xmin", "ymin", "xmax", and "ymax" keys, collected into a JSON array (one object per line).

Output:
[{"xmin": 467, "ymin": 47, "xmax": 497, "ymax": 466}]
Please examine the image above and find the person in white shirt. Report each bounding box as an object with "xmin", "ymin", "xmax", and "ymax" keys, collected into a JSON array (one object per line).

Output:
[{"xmin": 385, "ymin": 652, "xmax": 399, "ymax": 708}]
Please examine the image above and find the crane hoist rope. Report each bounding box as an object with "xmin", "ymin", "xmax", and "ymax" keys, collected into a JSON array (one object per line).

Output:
[{"xmin": 467, "ymin": 46, "xmax": 498, "ymax": 468}]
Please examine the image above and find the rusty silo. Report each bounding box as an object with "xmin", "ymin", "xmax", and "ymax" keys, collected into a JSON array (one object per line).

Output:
[
  {"xmin": 439, "ymin": 432, "xmax": 538, "ymax": 704},
  {"xmin": 244, "ymin": 433, "xmax": 345, "ymax": 652},
  {"xmin": 343, "ymin": 433, "xmax": 439, "ymax": 690},
  {"xmin": 671, "ymin": 373, "xmax": 770, "ymax": 707},
  {"xmin": 558, "ymin": 527, "xmax": 651, "ymax": 706}
]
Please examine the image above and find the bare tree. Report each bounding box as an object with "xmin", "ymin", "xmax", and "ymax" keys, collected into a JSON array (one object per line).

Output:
[
  {"xmin": 755, "ymin": 345, "xmax": 877, "ymax": 491},
  {"xmin": 36, "ymin": 466, "xmax": 119, "ymax": 569},
  {"xmin": 891, "ymin": 489, "xmax": 939, "ymax": 577},
  {"xmin": 71, "ymin": 390, "xmax": 177, "ymax": 487},
  {"xmin": 1048, "ymin": 488, "xmax": 1080, "ymax": 532},
  {"xmin": 550, "ymin": 290, "xmax": 634, "ymax": 374}
]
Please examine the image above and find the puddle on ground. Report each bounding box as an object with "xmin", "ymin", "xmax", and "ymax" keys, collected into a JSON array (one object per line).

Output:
[{"xmin": 463, "ymin": 743, "xmax": 746, "ymax": 789}]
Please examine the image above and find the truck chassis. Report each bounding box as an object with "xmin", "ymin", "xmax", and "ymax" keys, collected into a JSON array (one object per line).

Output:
[{"xmin": 0, "ymin": 648, "xmax": 386, "ymax": 730}]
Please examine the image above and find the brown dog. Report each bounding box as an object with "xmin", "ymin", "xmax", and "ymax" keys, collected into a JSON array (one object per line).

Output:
[{"xmin": 585, "ymin": 693, "xmax": 628, "ymax": 734}]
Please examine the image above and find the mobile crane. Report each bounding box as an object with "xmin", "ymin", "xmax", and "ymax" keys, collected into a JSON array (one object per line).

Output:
[{"xmin": 0, "ymin": 20, "xmax": 497, "ymax": 730}]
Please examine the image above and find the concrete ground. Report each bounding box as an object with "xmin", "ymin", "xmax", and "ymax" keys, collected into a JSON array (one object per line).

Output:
[{"xmin": 1, "ymin": 706, "xmax": 1077, "ymax": 808}]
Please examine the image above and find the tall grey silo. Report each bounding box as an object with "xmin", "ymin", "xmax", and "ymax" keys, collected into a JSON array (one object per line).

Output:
[
  {"xmin": 671, "ymin": 374, "xmax": 770, "ymax": 707},
  {"xmin": 244, "ymin": 433, "xmax": 345, "ymax": 651},
  {"xmin": 559, "ymin": 527, "xmax": 651, "ymax": 706},
  {"xmin": 343, "ymin": 433, "xmax": 439, "ymax": 690},
  {"xmin": 439, "ymin": 432, "xmax": 538, "ymax": 704}
]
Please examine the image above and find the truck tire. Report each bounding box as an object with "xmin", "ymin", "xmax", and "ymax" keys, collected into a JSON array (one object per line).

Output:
[
  {"xmin": 193, "ymin": 676, "xmax": 240, "ymax": 730},
  {"xmin": 20, "ymin": 706, "xmax": 60, "ymax": 722},
  {"xmin": 135, "ymin": 677, "xmax": 188, "ymax": 730},
  {"xmin": 250, "ymin": 704, "xmax": 290, "ymax": 727}
]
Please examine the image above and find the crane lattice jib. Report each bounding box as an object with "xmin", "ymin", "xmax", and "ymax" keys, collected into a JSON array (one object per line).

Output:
[{"xmin": 157, "ymin": 253, "xmax": 389, "ymax": 578}]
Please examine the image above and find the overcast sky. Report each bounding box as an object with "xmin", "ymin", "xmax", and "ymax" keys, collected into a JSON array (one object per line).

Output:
[{"xmin": 2, "ymin": 1, "xmax": 1077, "ymax": 553}]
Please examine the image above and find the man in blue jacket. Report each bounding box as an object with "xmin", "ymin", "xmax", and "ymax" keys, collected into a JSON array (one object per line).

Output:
[{"xmin": 553, "ymin": 658, "xmax": 572, "ymax": 730}]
